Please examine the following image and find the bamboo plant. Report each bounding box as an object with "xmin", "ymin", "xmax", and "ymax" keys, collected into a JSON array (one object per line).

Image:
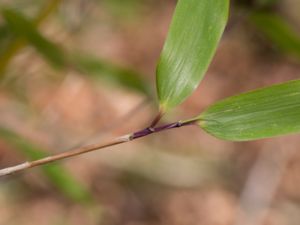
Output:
[{"xmin": 1, "ymin": 0, "xmax": 300, "ymax": 176}]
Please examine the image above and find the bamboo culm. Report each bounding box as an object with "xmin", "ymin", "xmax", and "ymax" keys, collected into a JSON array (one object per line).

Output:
[{"xmin": 0, "ymin": 119, "xmax": 197, "ymax": 177}]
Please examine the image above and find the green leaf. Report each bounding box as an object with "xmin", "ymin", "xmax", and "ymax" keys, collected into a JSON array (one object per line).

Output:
[
  {"xmin": 255, "ymin": 0, "xmax": 278, "ymax": 8},
  {"xmin": 0, "ymin": 25, "xmax": 13, "ymax": 54},
  {"xmin": 198, "ymin": 80, "xmax": 300, "ymax": 141},
  {"xmin": 2, "ymin": 8, "xmax": 65, "ymax": 68},
  {"xmin": 71, "ymin": 53, "xmax": 152, "ymax": 96},
  {"xmin": 0, "ymin": 127, "xmax": 92, "ymax": 204},
  {"xmin": 156, "ymin": 0, "xmax": 229, "ymax": 111},
  {"xmin": 102, "ymin": 0, "xmax": 143, "ymax": 19},
  {"xmin": 0, "ymin": 25, "xmax": 10, "ymax": 40},
  {"xmin": 250, "ymin": 12, "xmax": 300, "ymax": 59}
]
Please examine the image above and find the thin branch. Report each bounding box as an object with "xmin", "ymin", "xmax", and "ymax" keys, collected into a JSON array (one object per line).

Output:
[
  {"xmin": 75, "ymin": 98, "xmax": 150, "ymax": 147},
  {"xmin": 0, "ymin": 134, "xmax": 131, "ymax": 177},
  {"xmin": 0, "ymin": 119, "xmax": 198, "ymax": 177},
  {"xmin": 149, "ymin": 109, "xmax": 165, "ymax": 128}
]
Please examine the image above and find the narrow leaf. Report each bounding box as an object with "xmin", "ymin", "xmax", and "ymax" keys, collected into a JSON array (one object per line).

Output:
[
  {"xmin": 256, "ymin": 0, "xmax": 278, "ymax": 8},
  {"xmin": 250, "ymin": 12, "xmax": 300, "ymax": 59},
  {"xmin": 0, "ymin": 25, "xmax": 13, "ymax": 54},
  {"xmin": 156, "ymin": 0, "xmax": 229, "ymax": 110},
  {"xmin": 71, "ymin": 53, "xmax": 152, "ymax": 96},
  {"xmin": 0, "ymin": 127, "xmax": 92, "ymax": 204},
  {"xmin": 2, "ymin": 8, "xmax": 65, "ymax": 68},
  {"xmin": 0, "ymin": 25, "xmax": 10, "ymax": 41},
  {"xmin": 198, "ymin": 80, "xmax": 300, "ymax": 141}
]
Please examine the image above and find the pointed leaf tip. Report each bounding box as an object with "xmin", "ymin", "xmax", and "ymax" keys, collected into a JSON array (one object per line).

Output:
[
  {"xmin": 198, "ymin": 80, "xmax": 300, "ymax": 141},
  {"xmin": 156, "ymin": 0, "xmax": 229, "ymax": 110}
]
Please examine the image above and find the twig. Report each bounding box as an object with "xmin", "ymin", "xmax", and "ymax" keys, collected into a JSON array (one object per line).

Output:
[
  {"xmin": 149, "ymin": 109, "xmax": 165, "ymax": 128},
  {"xmin": 75, "ymin": 98, "xmax": 150, "ymax": 147},
  {"xmin": 0, "ymin": 119, "xmax": 198, "ymax": 177}
]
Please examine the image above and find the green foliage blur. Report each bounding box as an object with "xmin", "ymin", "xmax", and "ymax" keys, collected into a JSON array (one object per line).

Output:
[{"xmin": 0, "ymin": 1, "xmax": 300, "ymax": 224}]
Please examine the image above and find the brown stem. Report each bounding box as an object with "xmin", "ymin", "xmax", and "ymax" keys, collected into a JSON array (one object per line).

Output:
[
  {"xmin": 0, "ymin": 119, "xmax": 198, "ymax": 177},
  {"xmin": 149, "ymin": 110, "xmax": 164, "ymax": 128},
  {"xmin": 0, "ymin": 134, "xmax": 132, "ymax": 177},
  {"xmin": 30, "ymin": 135, "xmax": 130, "ymax": 168}
]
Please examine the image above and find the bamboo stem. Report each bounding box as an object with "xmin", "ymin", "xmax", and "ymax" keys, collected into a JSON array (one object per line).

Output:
[
  {"xmin": 0, "ymin": 134, "xmax": 131, "ymax": 176},
  {"xmin": 0, "ymin": 119, "xmax": 198, "ymax": 177}
]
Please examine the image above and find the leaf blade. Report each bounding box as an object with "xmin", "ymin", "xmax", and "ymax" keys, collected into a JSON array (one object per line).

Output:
[
  {"xmin": 156, "ymin": 0, "xmax": 229, "ymax": 110},
  {"xmin": 250, "ymin": 12, "xmax": 300, "ymax": 59},
  {"xmin": 71, "ymin": 53, "xmax": 152, "ymax": 96},
  {"xmin": 198, "ymin": 80, "xmax": 300, "ymax": 141},
  {"xmin": 2, "ymin": 8, "xmax": 66, "ymax": 68}
]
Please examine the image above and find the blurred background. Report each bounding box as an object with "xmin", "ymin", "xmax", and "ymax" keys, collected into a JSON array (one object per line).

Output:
[{"xmin": 0, "ymin": 0, "xmax": 300, "ymax": 224}]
